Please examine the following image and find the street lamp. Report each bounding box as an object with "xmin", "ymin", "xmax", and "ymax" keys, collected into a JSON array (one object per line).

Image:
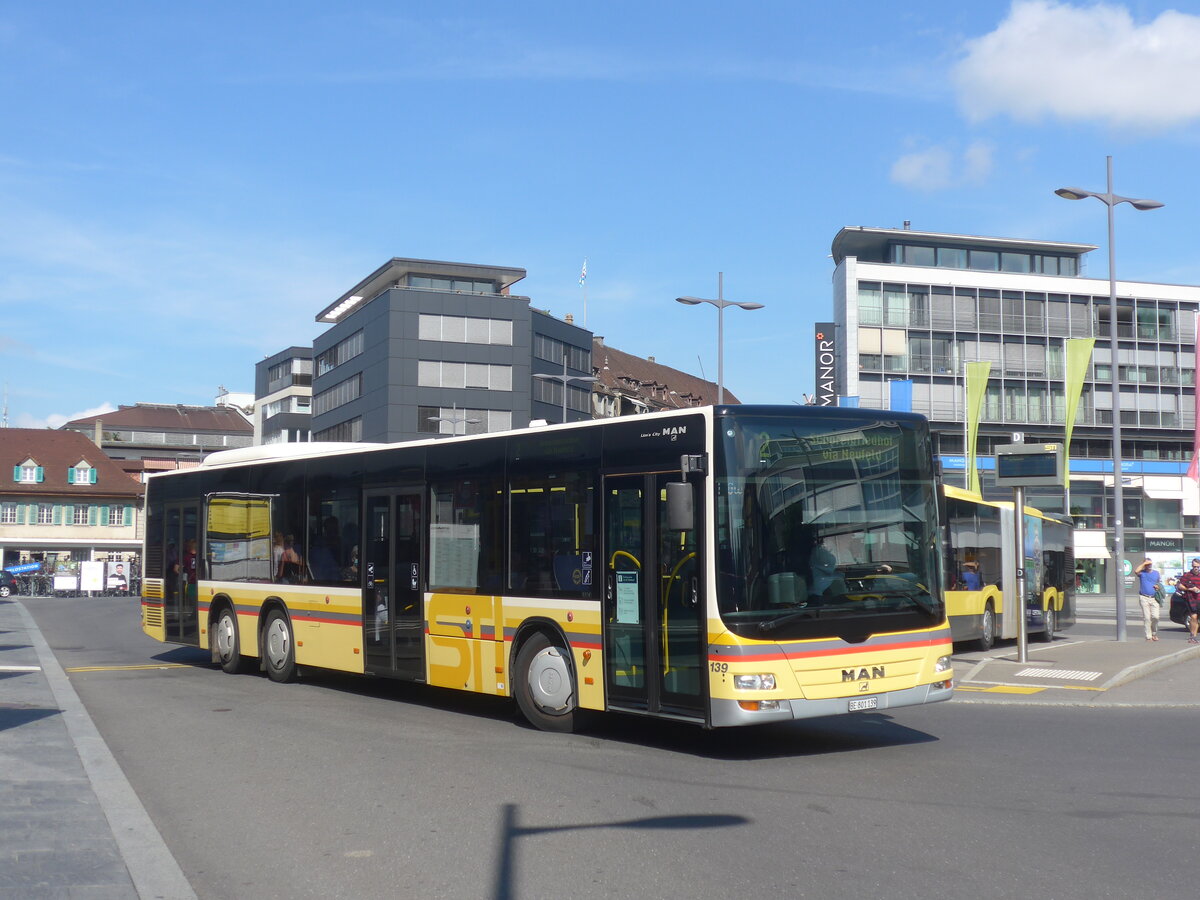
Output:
[
  {"xmin": 1056, "ymin": 156, "xmax": 1163, "ymax": 642},
  {"xmin": 676, "ymin": 272, "xmax": 764, "ymax": 405},
  {"xmin": 427, "ymin": 403, "xmax": 480, "ymax": 437},
  {"xmin": 533, "ymin": 354, "xmax": 598, "ymax": 423}
]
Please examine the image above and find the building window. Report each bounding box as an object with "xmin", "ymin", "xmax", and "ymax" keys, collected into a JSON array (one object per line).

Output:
[
  {"xmin": 0, "ymin": 502, "xmax": 16, "ymax": 524},
  {"xmin": 312, "ymin": 374, "xmax": 363, "ymax": 416},
  {"xmin": 532, "ymin": 379, "xmax": 592, "ymax": 413},
  {"xmin": 315, "ymin": 330, "xmax": 364, "ymax": 376},
  {"xmin": 108, "ymin": 506, "xmax": 124, "ymax": 526},
  {"xmin": 314, "ymin": 417, "xmax": 362, "ymax": 442},
  {"xmin": 70, "ymin": 465, "xmax": 94, "ymax": 485},
  {"xmin": 417, "ymin": 407, "xmax": 512, "ymax": 435},
  {"xmin": 533, "ymin": 335, "xmax": 590, "ymax": 371},
  {"xmin": 407, "ymin": 274, "xmax": 497, "ymax": 294},
  {"xmin": 73, "ymin": 504, "xmax": 89, "ymax": 526},
  {"xmin": 418, "ymin": 314, "xmax": 513, "ymax": 346},
  {"xmin": 417, "ymin": 361, "xmax": 512, "ymax": 391},
  {"xmin": 38, "ymin": 504, "xmax": 52, "ymax": 525}
]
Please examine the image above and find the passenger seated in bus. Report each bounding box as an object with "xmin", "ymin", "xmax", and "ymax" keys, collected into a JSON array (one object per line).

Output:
[
  {"xmin": 308, "ymin": 517, "xmax": 342, "ymax": 582},
  {"xmin": 810, "ymin": 546, "xmax": 848, "ymax": 598},
  {"xmin": 960, "ymin": 561, "xmax": 983, "ymax": 591}
]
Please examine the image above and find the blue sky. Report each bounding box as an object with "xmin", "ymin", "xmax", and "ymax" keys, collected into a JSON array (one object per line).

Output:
[{"xmin": 3, "ymin": 1, "xmax": 1200, "ymax": 427}]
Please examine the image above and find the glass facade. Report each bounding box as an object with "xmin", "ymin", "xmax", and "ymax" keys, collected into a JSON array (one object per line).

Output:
[{"xmin": 843, "ymin": 228, "xmax": 1200, "ymax": 596}]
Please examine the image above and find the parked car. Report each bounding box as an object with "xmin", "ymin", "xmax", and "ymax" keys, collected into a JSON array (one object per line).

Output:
[
  {"xmin": 0, "ymin": 570, "xmax": 18, "ymax": 598},
  {"xmin": 1169, "ymin": 591, "xmax": 1192, "ymax": 626}
]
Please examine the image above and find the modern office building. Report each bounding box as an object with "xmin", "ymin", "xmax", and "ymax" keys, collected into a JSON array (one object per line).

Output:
[
  {"xmin": 831, "ymin": 225, "xmax": 1200, "ymax": 594},
  {"xmin": 254, "ymin": 346, "xmax": 313, "ymax": 444},
  {"xmin": 309, "ymin": 258, "xmax": 593, "ymax": 443}
]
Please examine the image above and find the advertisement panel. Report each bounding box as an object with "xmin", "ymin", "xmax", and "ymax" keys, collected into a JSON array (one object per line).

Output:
[{"xmin": 814, "ymin": 322, "xmax": 837, "ymax": 406}]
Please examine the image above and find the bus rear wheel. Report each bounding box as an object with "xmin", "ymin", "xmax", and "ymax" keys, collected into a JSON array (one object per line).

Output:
[
  {"xmin": 263, "ymin": 610, "xmax": 297, "ymax": 683},
  {"xmin": 213, "ymin": 606, "xmax": 248, "ymax": 674},
  {"xmin": 514, "ymin": 632, "xmax": 579, "ymax": 733},
  {"xmin": 1038, "ymin": 605, "xmax": 1056, "ymax": 642},
  {"xmin": 975, "ymin": 603, "xmax": 996, "ymax": 652}
]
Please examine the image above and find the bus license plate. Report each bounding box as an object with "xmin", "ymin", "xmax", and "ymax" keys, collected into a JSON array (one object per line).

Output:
[{"xmin": 848, "ymin": 697, "xmax": 878, "ymax": 712}]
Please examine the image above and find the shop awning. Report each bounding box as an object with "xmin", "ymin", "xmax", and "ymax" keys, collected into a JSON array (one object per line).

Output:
[{"xmin": 1073, "ymin": 530, "xmax": 1110, "ymax": 559}]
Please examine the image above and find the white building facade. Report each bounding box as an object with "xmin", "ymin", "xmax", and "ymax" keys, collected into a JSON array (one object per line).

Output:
[{"xmin": 831, "ymin": 226, "xmax": 1200, "ymax": 594}]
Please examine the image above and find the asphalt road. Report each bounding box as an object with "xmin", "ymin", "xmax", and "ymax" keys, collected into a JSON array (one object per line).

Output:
[{"xmin": 23, "ymin": 595, "xmax": 1196, "ymax": 900}]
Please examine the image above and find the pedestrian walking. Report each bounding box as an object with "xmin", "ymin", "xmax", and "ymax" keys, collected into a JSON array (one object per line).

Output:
[
  {"xmin": 1134, "ymin": 558, "xmax": 1162, "ymax": 641},
  {"xmin": 1173, "ymin": 557, "xmax": 1200, "ymax": 643}
]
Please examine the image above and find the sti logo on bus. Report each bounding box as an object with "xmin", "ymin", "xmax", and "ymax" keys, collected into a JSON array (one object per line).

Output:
[{"xmin": 842, "ymin": 666, "xmax": 886, "ymax": 681}]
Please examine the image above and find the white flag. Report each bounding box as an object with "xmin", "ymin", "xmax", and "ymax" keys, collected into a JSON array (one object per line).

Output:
[{"xmin": 579, "ymin": 258, "xmax": 587, "ymax": 286}]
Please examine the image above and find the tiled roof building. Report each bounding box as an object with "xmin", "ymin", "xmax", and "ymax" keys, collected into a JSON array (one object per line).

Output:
[
  {"xmin": 591, "ymin": 337, "xmax": 736, "ymax": 417},
  {"xmin": 0, "ymin": 428, "xmax": 141, "ymax": 570},
  {"xmin": 62, "ymin": 402, "xmax": 253, "ymax": 474}
]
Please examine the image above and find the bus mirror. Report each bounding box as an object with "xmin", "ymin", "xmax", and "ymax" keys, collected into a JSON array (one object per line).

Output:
[{"xmin": 666, "ymin": 482, "xmax": 694, "ymax": 531}]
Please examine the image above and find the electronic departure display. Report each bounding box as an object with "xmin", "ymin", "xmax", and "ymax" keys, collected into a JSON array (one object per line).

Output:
[{"xmin": 993, "ymin": 442, "xmax": 1064, "ymax": 487}]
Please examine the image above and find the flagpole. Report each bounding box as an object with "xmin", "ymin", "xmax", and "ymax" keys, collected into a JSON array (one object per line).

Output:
[{"xmin": 580, "ymin": 257, "xmax": 589, "ymax": 327}]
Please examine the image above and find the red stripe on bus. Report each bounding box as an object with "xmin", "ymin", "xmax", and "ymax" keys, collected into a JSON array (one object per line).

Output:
[{"xmin": 710, "ymin": 638, "xmax": 950, "ymax": 664}]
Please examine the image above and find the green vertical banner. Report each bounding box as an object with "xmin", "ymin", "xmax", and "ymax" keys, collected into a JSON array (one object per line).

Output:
[
  {"xmin": 1063, "ymin": 338, "xmax": 1095, "ymax": 489},
  {"xmin": 965, "ymin": 361, "xmax": 991, "ymax": 495}
]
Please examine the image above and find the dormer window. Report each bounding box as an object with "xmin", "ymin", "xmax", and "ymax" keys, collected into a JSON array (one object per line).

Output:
[
  {"xmin": 68, "ymin": 461, "xmax": 96, "ymax": 485},
  {"xmin": 14, "ymin": 458, "xmax": 43, "ymax": 483}
]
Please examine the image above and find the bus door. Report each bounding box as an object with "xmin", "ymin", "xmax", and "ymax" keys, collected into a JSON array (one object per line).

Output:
[
  {"xmin": 163, "ymin": 502, "xmax": 200, "ymax": 644},
  {"xmin": 362, "ymin": 488, "xmax": 425, "ymax": 680},
  {"xmin": 603, "ymin": 472, "xmax": 705, "ymax": 720}
]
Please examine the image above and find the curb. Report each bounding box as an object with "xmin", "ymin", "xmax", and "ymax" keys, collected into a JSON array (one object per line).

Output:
[
  {"xmin": 15, "ymin": 600, "xmax": 198, "ymax": 900},
  {"xmin": 1100, "ymin": 644, "xmax": 1200, "ymax": 690}
]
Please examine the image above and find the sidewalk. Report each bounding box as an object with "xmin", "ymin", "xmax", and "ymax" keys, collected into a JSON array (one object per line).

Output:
[
  {"xmin": 953, "ymin": 626, "xmax": 1200, "ymax": 705},
  {"xmin": 0, "ymin": 598, "xmax": 195, "ymax": 899}
]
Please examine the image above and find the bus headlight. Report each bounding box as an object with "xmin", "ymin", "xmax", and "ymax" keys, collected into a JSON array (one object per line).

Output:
[
  {"xmin": 733, "ymin": 673, "xmax": 777, "ymax": 691},
  {"xmin": 935, "ymin": 656, "xmax": 952, "ymax": 674}
]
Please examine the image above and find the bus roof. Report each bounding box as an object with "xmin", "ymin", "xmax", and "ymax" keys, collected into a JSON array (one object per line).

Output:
[{"xmin": 154, "ymin": 404, "xmax": 931, "ymax": 478}]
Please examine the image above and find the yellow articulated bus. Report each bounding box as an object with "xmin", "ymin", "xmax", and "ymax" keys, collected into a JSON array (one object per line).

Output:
[
  {"xmin": 941, "ymin": 484, "xmax": 1075, "ymax": 652},
  {"xmin": 141, "ymin": 405, "xmax": 953, "ymax": 732}
]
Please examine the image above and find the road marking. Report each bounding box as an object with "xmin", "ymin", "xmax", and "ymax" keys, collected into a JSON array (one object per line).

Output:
[
  {"xmin": 1015, "ymin": 667, "xmax": 1102, "ymax": 681},
  {"xmin": 65, "ymin": 663, "xmax": 192, "ymax": 673},
  {"xmin": 957, "ymin": 684, "xmax": 1046, "ymax": 694},
  {"xmin": 0, "ymin": 664, "xmax": 42, "ymax": 672}
]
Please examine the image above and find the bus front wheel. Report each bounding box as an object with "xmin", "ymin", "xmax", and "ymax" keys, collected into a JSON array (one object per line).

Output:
[
  {"xmin": 214, "ymin": 606, "xmax": 248, "ymax": 674},
  {"xmin": 514, "ymin": 632, "xmax": 579, "ymax": 733},
  {"xmin": 263, "ymin": 610, "xmax": 297, "ymax": 683}
]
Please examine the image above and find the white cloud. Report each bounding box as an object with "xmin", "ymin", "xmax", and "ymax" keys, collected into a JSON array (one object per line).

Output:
[
  {"xmin": 14, "ymin": 402, "xmax": 117, "ymax": 431},
  {"xmin": 890, "ymin": 140, "xmax": 994, "ymax": 191},
  {"xmin": 955, "ymin": 1, "xmax": 1200, "ymax": 128}
]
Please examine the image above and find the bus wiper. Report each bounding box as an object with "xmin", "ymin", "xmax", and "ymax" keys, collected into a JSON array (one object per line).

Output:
[
  {"xmin": 867, "ymin": 588, "xmax": 936, "ymax": 614},
  {"xmin": 757, "ymin": 606, "xmax": 822, "ymax": 633}
]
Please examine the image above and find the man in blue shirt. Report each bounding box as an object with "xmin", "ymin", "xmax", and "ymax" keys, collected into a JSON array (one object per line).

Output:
[
  {"xmin": 1134, "ymin": 558, "xmax": 1162, "ymax": 641},
  {"xmin": 960, "ymin": 561, "xmax": 983, "ymax": 591}
]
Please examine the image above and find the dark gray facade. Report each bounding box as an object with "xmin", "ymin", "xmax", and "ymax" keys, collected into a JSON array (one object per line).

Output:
[{"xmin": 310, "ymin": 258, "xmax": 592, "ymax": 443}]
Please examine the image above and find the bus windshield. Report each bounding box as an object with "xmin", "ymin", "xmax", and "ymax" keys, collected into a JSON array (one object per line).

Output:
[{"xmin": 714, "ymin": 413, "xmax": 944, "ymax": 642}]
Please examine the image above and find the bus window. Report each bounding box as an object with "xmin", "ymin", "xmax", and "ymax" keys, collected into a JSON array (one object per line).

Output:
[
  {"xmin": 206, "ymin": 495, "xmax": 272, "ymax": 582},
  {"xmin": 508, "ymin": 470, "xmax": 596, "ymax": 597},
  {"xmin": 306, "ymin": 482, "xmax": 360, "ymax": 586},
  {"xmin": 429, "ymin": 474, "xmax": 502, "ymax": 593}
]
